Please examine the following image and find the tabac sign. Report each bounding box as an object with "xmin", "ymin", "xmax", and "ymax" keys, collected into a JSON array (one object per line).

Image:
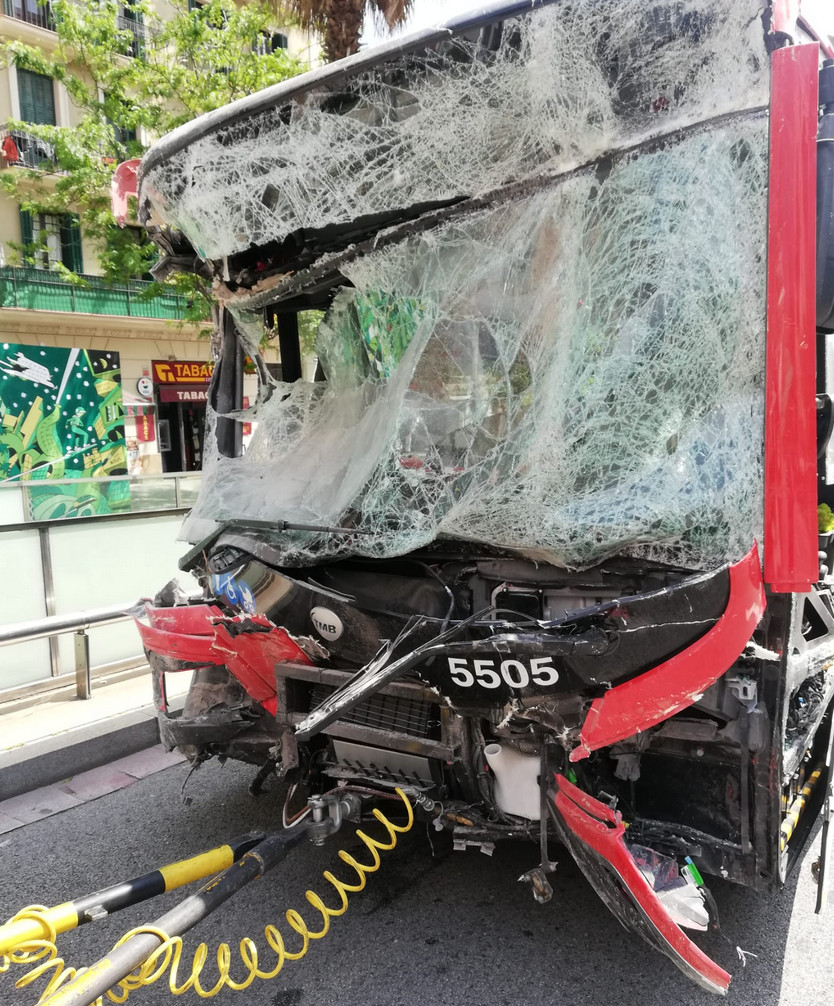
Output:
[
  {"xmin": 159, "ymin": 386, "xmax": 208, "ymax": 403},
  {"xmin": 152, "ymin": 360, "xmax": 214, "ymax": 384}
]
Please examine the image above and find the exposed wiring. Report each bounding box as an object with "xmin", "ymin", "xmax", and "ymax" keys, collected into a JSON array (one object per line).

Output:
[
  {"xmin": 409, "ymin": 560, "xmax": 457, "ymax": 633},
  {"xmin": 333, "ymin": 784, "xmax": 405, "ymax": 803},
  {"xmin": 1, "ymin": 789, "xmax": 414, "ymax": 1004},
  {"xmin": 281, "ymin": 782, "xmax": 407, "ymax": 830},
  {"xmin": 282, "ymin": 782, "xmax": 311, "ymax": 829}
]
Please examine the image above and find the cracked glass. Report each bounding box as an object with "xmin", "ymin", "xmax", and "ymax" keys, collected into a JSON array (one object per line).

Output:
[{"xmin": 143, "ymin": 0, "xmax": 771, "ymax": 571}]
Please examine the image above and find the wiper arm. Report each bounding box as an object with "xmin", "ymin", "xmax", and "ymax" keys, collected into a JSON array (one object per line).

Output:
[{"xmin": 178, "ymin": 518, "xmax": 368, "ymax": 573}]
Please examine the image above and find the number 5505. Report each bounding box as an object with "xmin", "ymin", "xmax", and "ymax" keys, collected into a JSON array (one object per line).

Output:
[{"xmin": 447, "ymin": 656, "xmax": 559, "ymax": 689}]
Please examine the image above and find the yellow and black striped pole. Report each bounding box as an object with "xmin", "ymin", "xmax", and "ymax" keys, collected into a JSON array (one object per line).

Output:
[
  {"xmin": 0, "ymin": 832, "xmax": 263, "ymax": 956},
  {"xmin": 781, "ymin": 766, "xmax": 823, "ymax": 851},
  {"xmin": 38, "ymin": 829, "xmax": 306, "ymax": 1006}
]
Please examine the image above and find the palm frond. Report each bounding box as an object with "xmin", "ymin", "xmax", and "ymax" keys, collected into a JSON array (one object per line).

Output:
[
  {"xmin": 279, "ymin": 0, "xmax": 328, "ymax": 31},
  {"xmin": 367, "ymin": 0, "xmax": 414, "ymax": 32}
]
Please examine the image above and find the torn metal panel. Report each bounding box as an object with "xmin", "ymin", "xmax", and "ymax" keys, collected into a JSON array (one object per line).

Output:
[
  {"xmin": 144, "ymin": 603, "xmax": 225, "ymax": 634},
  {"xmin": 293, "ymin": 622, "xmax": 609, "ymax": 742},
  {"xmin": 549, "ymin": 773, "xmax": 731, "ymax": 995},
  {"xmin": 209, "ymin": 619, "xmax": 311, "ymax": 712},
  {"xmin": 570, "ymin": 543, "xmax": 766, "ymax": 761},
  {"xmin": 137, "ymin": 620, "xmax": 216, "ymax": 665},
  {"xmin": 137, "ymin": 603, "xmax": 228, "ymax": 664},
  {"xmin": 136, "ymin": 605, "xmax": 315, "ymax": 713}
]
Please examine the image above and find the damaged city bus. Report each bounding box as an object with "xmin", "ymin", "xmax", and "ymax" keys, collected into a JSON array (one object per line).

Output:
[{"xmin": 132, "ymin": 0, "xmax": 834, "ymax": 993}]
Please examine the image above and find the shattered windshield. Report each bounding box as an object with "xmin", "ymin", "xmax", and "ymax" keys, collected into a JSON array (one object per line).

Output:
[{"xmin": 144, "ymin": 0, "xmax": 771, "ymax": 571}]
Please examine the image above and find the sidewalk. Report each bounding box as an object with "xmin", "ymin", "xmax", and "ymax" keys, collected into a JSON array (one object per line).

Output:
[
  {"xmin": 0, "ymin": 670, "xmax": 191, "ymax": 814},
  {"xmin": 0, "ymin": 745, "xmax": 186, "ymax": 835}
]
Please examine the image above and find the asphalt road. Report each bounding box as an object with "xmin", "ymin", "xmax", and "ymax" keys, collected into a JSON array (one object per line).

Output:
[{"xmin": 0, "ymin": 757, "xmax": 830, "ymax": 1006}]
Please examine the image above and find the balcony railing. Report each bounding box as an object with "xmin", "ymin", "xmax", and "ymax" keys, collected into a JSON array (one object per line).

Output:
[
  {"xmin": 2, "ymin": 0, "xmax": 54, "ymax": 30},
  {"xmin": 0, "ymin": 127, "xmax": 60, "ymax": 171},
  {"xmin": 0, "ymin": 267, "xmax": 195, "ymax": 321},
  {"xmin": 116, "ymin": 13, "xmax": 145, "ymax": 58}
]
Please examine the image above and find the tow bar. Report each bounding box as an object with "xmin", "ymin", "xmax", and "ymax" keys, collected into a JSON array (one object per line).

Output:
[{"xmin": 0, "ymin": 788, "xmax": 414, "ymax": 1005}]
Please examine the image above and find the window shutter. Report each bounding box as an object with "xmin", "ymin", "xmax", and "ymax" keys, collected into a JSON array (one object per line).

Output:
[
  {"xmin": 60, "ymin": 214, "xmax": 84, "ymax": 273},
  {"xmin": 17, "ymin": 70, "xmax": 35, "ymax": 123},
  {"xmin": 17, "ymin": 69, "xmax": 56, "ymax": 126},
  {"xmin": 19, "ymin": 208, "xmax": 33, "ymax": 255}
]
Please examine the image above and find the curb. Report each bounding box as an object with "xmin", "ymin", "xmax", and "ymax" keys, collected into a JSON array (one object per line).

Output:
[{"xmin": 0, "ymin": 704, "xmax": 165, "ymax": 801}]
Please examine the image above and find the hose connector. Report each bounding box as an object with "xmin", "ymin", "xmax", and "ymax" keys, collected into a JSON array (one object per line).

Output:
[
  {"xmin": 405, "ymin": 789, "xmax": 439, "ymax": 814},
  {"xmin": 305, "ymin": 792, "xmax": 362, "ymax": 845}
]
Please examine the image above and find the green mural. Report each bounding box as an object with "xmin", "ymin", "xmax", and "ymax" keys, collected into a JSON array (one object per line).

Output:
[
  {"xmin": 355, "ymin": 291, "xmax": 426, "ymax": 380},
  {"xmin": 0, "ymin": 343, "xmax": 129, "ymax": 519}
]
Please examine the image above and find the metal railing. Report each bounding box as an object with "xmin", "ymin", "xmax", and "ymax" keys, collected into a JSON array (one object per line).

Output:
[
  {"xmin": 0, "ymin": 496, "xmax": 196, "ymax": 700},
  {"xmin": 116, "ymin": 13, "xmax": 145, "ymax": 58},
  {"xmin": 0, "ymin": 471, "xmax": 203, "ymax": 518},
  {"xmin": 0, "ymin": 266, "xmax": 197, "ymax": 320},
  {"xmin": 2, "ymin": 0, "xmax": 54, "ymax": 30},
  {"xmin": 0, "ymin": 602, "xmax": 140, "ymax": 700},
  {"xmin": 0, "ymin": 474, "xmax": 203, "ymax": 700},
  {"xmin": 0, "ymin": 127, "xmax": 60, "ymax": 171}
]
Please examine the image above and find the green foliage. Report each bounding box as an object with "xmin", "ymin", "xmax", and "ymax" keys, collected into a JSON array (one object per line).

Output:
[
  {"xmin": 298, "ymin": 309, "xmax": 324, "ymax": 357},
  {"xmin": 139, "ymin": 272, "xmax": 215, "ymax": 336},
  {"xmin": 0, "ymin": 0, "xmax": 302, "ymax": 311},
  {"xmin": 96, "ymin": 218, "xmax": 158, "ymax": 280},
  {"xmin": 819, "ymin": 503, "xmax": 834, "ymax": 534}
]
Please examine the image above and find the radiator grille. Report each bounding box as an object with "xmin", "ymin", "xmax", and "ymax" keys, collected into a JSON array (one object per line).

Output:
[{"xmin": 309, "ymin": 684, "xmax": 433, "ymax": 738}]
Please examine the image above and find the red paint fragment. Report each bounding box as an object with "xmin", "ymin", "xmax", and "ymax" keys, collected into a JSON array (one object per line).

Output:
[
  {"xmin": 211, "ymin": 619, "xmax": 310, "ymax": 704},
  {"xmin": 571, "ymin": 544, "xmax": 765, "ymax": 761},
  {"xmin": 145, "ymin": 603, "xmax": 224, "ymax": 635}
]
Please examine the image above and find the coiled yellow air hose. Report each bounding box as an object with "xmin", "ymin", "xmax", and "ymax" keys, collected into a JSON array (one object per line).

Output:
[{"xmin": 1, "ymin": 788, "xmax": 414, "ymax": 1005}]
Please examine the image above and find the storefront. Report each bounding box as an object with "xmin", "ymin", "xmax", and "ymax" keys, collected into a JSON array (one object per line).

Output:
[
  {"xmin": 152, "ymin": 360, "xmax": 211, "ymax": 472},
  {"xmin": 146, "ymin": 358, "xmax": 258, "ymax": 473}
]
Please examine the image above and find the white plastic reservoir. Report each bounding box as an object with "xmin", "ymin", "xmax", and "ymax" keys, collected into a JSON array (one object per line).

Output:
[{"xmin": 484, "ymin": 743, "xmax": 541, "ymax": 820}]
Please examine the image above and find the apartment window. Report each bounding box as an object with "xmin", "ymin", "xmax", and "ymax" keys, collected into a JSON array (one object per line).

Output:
[
  {"xmin": 117, "ymin": 0, "xmax": 145, "ymax": 58},
  {"xmin": 108, "ymin": 110, "xmax": 137, "ymax": 147},
  {"xmin": 19, "ymin": 209, "xmax": 84, "ymax": 272},
  {"xmin": 112, "ymin": 123, "xmax": 137, "ymax": 145},
  {"xmin": 189, "ymin": 0, "xmax": 229, "ymax": 28},
  {"xmin": 254, "ymin": 31, "xmax": 288, "ymax": 55},
  {"xmin": 3, "ymin": 0, "xmax": 54, "ymax": 31},
  {"xmin": 17, "ymin": 68, "xmax": 56, "ymax": 125}
]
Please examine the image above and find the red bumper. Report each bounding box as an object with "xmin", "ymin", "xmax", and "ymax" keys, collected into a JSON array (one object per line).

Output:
[
  {"xmin": 571, "ymin": 544, "xmax": 765, "ymax": 761},
  {"xmin": 136, "ymin": 604, "xmax": 313, "ymax": 715},
  {"xmin": 552, "ymin": 773, "xmax": 731, "ymax": 995}
]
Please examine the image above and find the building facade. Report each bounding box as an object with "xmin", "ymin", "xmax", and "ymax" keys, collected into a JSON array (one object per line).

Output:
[{"xmin": 0, "ymin": 0, "xmax": 313, "ymax": 479}]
